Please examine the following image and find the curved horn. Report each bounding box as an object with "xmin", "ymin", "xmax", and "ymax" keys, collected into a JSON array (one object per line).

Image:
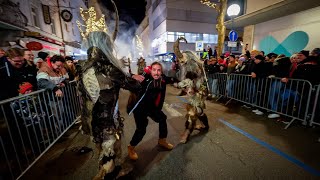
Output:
[
  {"xmin": 111, "ymin": 0, "xmax": 119, "ymax": 42},
  {"xmin": 173, "ymin": 37, "xmax": 187, "ymax": 59}
]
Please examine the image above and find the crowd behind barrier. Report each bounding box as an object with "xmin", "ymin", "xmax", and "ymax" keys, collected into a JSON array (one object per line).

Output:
[
  {"xmin": 206, "ymin": 73, "xmax": 320, "ymax": 129},
  {"xmin": 0, "ymin": 82, "xmax": 81, "ymax": 180}
]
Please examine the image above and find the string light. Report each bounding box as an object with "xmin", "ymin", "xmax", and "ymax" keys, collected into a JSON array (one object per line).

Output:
[
  {"xmin": 76, "ymin": 7, "xmax": 108, "ymax": 39},
  {"xmin": 135, "ymin": 35, "xmax": 144, "ymax": 53},
  {"xmin": 200, "ymin": 0, "xmax": 217, "ymax": 9}
]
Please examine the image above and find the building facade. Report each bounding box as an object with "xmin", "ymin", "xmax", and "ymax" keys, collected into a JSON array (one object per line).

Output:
[
  {"xmin": 0, "ymin": 0, "xmax": 88, "ymax": 58},
  {"xmin": 226, "ymin": 0, "xmax": 320, "ymax": 56},
  {"xmin": 137, "ymin": 0, "xmax": 223, "ymax": 61}
]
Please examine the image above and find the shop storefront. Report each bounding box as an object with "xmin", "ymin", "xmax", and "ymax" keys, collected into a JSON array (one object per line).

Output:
[{"xmin": 22, "ymin": 31, "xmax": 65, "ymax": 57}]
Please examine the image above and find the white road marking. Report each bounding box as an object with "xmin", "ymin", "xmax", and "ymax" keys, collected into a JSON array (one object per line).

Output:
[{"xmin": 163, "ymin": 102, "xmax": 183, "ymax": 117}]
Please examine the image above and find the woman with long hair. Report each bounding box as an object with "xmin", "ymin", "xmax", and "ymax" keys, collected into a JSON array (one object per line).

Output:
[{"xmin": 64, "ymin": 56, "xmax": 77, "ymax": 81}]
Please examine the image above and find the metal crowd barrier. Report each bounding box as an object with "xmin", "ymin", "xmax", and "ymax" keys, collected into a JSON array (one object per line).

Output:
[
  {"xmin": 206, "ymin": 73, "xmax": 313, "ymax": 129},
  {"xmin": 207, "ymin": 73, "xmax": 228, "ymax": 100},
  {"xmin": 310, "ymin": 84, "xmax": 320, "ymax": 127},
  {"xmin": 0, "ymin": 82, "xmax": 81, "ymax": 180}
]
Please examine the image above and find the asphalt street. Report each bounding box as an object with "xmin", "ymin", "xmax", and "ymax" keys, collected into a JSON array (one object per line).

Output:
[{"xmin": 23, "ymin": 86, "xmax": 320, "ymax": 180}]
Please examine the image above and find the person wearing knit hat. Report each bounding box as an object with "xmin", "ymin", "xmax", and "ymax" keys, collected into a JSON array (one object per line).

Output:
[
  {"xmin": 65, "ymin": 56, "xmax": 77, "ymax": 81},
  {"xmin": 238, "ymin": 57, "xmax": 246, "ymax": 62},
  {"xmin": 38, "ymin": 52, "xmax": 49, "ymax": 61},
  {"xmin": 266, "ymin": 53, "xmax": 277, "ymax": 62},
  {"xmin": 297, "ymin": 50, "xmax": 309, "ymax": 63},
  {"xmin": 254, "ymin": 54, "xmax": 265, "ymax": 61},
  {"xmin": 298, "ymin": 50, "xmax": 309, "ymax": 57},
  {"xmin": 18, "ymin": 82, "xmax": 33, "ymax": 94},
  {"xmin": 224, "ymin": 51, "xmax": 230, "ymax": 58},
  {"xmin": 33, "ymin": 57, "xmax": 44, "ymax": 69}
]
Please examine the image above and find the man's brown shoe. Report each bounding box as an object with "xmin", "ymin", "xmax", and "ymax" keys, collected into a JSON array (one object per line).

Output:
[
  {"xmin": 158, "ymin": 138, "xmax": 174, "ymax": 150},
  {"xmin": 127, "ymin": 145, "xmax": 138, "ymax": 160}
]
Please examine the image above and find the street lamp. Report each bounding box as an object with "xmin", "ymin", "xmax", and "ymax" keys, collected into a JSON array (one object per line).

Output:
[
  {"xmin": 227, "ymin": 4, "xmax": 240, "ymax": 30},
  {"xmin": 227, "ymin": 4, "xmax": 240, "ymax": 54},
  {"xmin": 227, "ymin": 4, "xmax": 240, "ymax": 17}
]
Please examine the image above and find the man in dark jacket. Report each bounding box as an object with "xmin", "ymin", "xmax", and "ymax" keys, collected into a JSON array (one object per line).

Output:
[
  {"xmin": 291, "ymin": 51, "xmax": 320, "ymax": 120},
  {"xmin": 250, "ymin": 55, "xmax": 269, "ymax": 115},
  {"xmin": 292, "ymin": 52, "xmax": 320, "ymax": 86},
  {"xmin": 267, "ymin": 57, "xmax": 294, "ymax": 118},
  {"xmin": 0, "ymin": 48, "xmax": 37, "ymax": 101},
  {"xmin": 127, "ymin": 62, "xmax": 174, "ymax": 161}
]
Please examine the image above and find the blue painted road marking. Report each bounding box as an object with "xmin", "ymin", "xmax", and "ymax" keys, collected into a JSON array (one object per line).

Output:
[
  {"xmin": 176, "ymin": 96, "xmax": 320, "ymax": 176},
  {"xmin": 176, "ymin": 96, "xmax": 188, "ymax": 103},
  {"xmin": 218, "ymin": 118, "xmax": 320, "ymax": 177}
]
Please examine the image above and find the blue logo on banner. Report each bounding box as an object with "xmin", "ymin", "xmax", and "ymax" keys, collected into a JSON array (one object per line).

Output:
[{"xmin": 229, "ymin": 30, "xmax": 238, "ymax": 42}]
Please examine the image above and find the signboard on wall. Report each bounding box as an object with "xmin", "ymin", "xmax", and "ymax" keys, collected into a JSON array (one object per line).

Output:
[
  {"xmin": 42, "ymin": 4, "xmax": 51, "ymax": 24},
  {"xmin": 195, "ymin": 41, "xmax": 204, "ymax": 51},
  {"xmin": 26, "ymin": 41, "xmax": 43, "ymax": 51},
  {"xmin": 227, "ymin": 41, "xmax": 237, "ymax": 47}
]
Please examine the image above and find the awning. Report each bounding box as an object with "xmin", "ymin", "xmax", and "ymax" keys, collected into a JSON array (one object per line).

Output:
[
  {"xmin": 21, "ymin": 37, "xmax": 63, "ymax": 55},
  {"xmin": 224, "ymin": 0, "xmax": 320, "ymax": 28},
  {"xmin": 24, "ymin": 31, "xmax": 64, "ymax": 46}
]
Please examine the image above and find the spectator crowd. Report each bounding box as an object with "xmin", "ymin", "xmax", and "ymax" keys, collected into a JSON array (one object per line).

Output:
[
  {"xmin": 202, "ymin": 48, "xmax": 320, "ymax": 119},
  {"xmin": 0, "ymin": 48, "xmax": 78, "ymax": 101}
]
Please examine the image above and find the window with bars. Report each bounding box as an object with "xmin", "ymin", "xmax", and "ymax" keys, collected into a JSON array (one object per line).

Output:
[
  {"xmin": 166, "ymin": 32, "xmax": 218, "ymax": 44},
  {"xmin": 51, "ymin": 18, "xmax": 56, "ymax": 34},
  {"xmin": 72, "ymin": 22, "xmax": 75, "ymax": 36},
  {"xmin": 31, "ymin": 6, "xmax": 39, "ymax": 27},
  {"xmin": 65, "ymin": 23, "xmax": 69, "ymax": 32},
  {"xmin": 84, "ymin": 0, "xmax": 89, "ymax": 8}
]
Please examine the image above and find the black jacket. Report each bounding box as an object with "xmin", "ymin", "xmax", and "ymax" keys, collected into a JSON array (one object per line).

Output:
[
  {"xmin": 0, "ymin": 59, "xmax": 37, "ymax": 101},
  {"xmin": 252, "ymin": 61, "xmax": 269, "ymax": 78},
  {"xmin": 206, "ymin": 63, "xmax": 220, "ymax": 74},
  {"xmin": 292, "ymin": 57, "xmax": 320, "ymax": 85},
  {"xmin": 127, "ymin": 74, "xmax": 173, "ymax": 113},
  {"xmin": 242, "ymin": 60, "xmax": 254, "ymax": 75},
  {"xmin": 271, "ymin": 57, "xmax": 291, "ymax": 78}
]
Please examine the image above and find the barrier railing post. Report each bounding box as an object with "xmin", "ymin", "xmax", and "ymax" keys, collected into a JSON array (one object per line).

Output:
[
  {"xmin": 0, "ymin": 82, "xmax": 81, "ymax": 179},
  {"xmin": 309, "ymin": 85, "xmax": 320, "ymax": 127},
  {"xmin": 215, "ymin": 74, "xmax": 313, "ymax": 129}
]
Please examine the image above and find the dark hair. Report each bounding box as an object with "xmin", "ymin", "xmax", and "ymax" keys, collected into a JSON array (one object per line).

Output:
[
  {"xmin": 266, "ymin": 53, "xmax": 278, "ymax": 59},
  {"xmin": 298, "ymin": 50, "xmax": 309, "ymax": 57},
  {"xmin": 229, "ymin": 55, "xmax": 235, "ymax": 59},
  {"xmin": 65, "ymin": 56, "xmax": 73, "ymax": 61},
  {"xmin": 6, "ymin": 48, "xmax": 24, "ymax": 59},
  {"xmin": 255, "ymin": 55, "xmax": 265, "ymax": 61},
  {"xmin": 38, "ymin": 52, "xmax": 49, "ymax": 60},
  {"xmin": 50, "ymin": 55, "xmax": 65, "ymax": 63},
  {"xmin": 312, "ymin": 48, "xmax": 320, "ymax": 56}
]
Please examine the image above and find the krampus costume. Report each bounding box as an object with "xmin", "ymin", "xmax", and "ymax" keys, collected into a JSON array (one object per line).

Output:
[
  {"xmin": 76, "ymin": 3, "xmax": 140, "ymax": 179},
  {"xmin": 136, "ymin": 57, "xmax": 146, "ymax": 75},
  {"xmin": 173, "ymin": 37, "xmax": 209, "ymax": 143}
]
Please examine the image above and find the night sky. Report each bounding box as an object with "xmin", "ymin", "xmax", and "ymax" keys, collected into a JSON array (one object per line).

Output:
[{"xmin": 102, "ymin": 0, "xmax": 146, "ymax": 34}]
